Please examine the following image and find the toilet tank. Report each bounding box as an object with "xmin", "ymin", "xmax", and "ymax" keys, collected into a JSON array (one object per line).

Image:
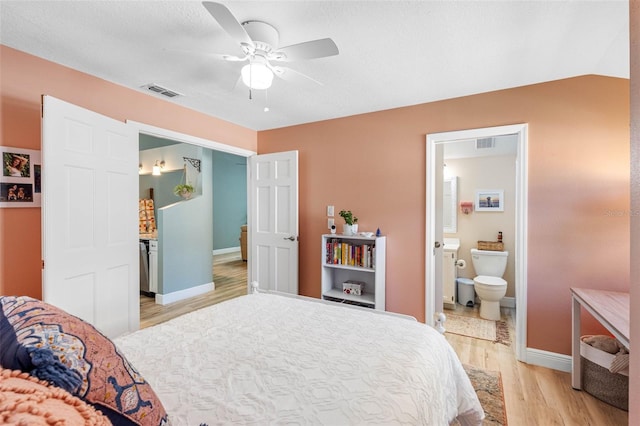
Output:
[{"xmin": 470, "ymin": 248, "xmax": 508, "ymax": 277}]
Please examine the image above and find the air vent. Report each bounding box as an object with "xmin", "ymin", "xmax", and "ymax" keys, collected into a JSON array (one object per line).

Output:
[
  {"xmin": 476, "ymin": 137, "xmax": 495, "ymax": 149},
  {"xmin": 142, "ymin": 84, "xmax": 183, "ymax": 99}
]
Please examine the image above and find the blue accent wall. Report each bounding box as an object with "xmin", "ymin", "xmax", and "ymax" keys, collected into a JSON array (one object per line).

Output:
[
  {"xmin": 158, "ymin": 149, "xmax": 213, "ymax": 294},
  {"xmin": 212, "ymin": 151, "xmax": 247, "ymax": 250},
  {"xmin": 139, "ymin": 169, "xmax": 183, "ymax": 211}
]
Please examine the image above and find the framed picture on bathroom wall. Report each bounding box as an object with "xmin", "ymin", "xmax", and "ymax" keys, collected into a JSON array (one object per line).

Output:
[
  {"xmin": 0, "ymin": 146, "xmax": 41, "ymax": 208},
  {"xmin": 475, "ymin": 189, "xmax": 504, "ymax": 212}
]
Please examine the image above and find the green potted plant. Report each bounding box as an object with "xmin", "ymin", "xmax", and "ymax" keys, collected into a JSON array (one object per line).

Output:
[
  {"xmin": 173, "ymin": 183, "xmax": 195, "ymax": 199},
  {"xmin": 339, "ymin": 210, "xmax": 358, "ymax": 235}
]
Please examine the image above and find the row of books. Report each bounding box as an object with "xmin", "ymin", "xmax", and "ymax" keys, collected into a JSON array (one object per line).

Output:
[{"xmin": 325, "ymin": 239, "xmax": 375, "ymax": 268}]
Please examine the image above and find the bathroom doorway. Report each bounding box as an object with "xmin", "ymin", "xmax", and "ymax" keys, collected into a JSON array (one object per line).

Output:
[{"xmin": 426, "ymin": 124, "xmax": 528, "ymax": 361}]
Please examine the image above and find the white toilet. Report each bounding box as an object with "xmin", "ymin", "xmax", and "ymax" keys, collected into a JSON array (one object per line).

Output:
[{"xmin": 470, "ymin": 248, "xmax": 508, "ymax": 321}]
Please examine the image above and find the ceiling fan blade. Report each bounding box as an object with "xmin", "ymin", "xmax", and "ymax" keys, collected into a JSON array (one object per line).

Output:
[
  {"xmin": 202, "ymin": 2, "xmax": 253, "ymax": 46},
  {"xmin": 222, "ymin": 54, "xmax": 249, "ymax": 62},
  {"xmin": 163, "ymin": 47, "xmax": 245, "ymax": 62},
  {"xmin": 273, "ymin": 38, "xmax": 339, "ymax": 61},
  {"xmin": 272, "ymin": 66, "xmax": 323, "ymax": 86}
]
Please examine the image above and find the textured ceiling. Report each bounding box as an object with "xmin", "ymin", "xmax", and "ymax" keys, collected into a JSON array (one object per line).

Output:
[{"xmin": 0, "ymin": 1, "xmax": 629, "ymax": 131}]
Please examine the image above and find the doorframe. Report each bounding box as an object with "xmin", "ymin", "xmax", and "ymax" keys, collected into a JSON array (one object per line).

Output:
[
  {"xmin": 426, "ymin": 123, "xmax": 528, "ymax": 362},
  {"xmin": 128, "ymin": 120, "xmax": 256, "ymax": 292},
  {"xmin": 129, "ymin": 121, "xmax": 255, "ymax": 158}
]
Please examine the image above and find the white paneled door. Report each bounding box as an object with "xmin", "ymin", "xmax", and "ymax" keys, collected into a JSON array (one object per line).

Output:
[
  {"xmin": 433, "ymin": 143, "xmax": 444, "ymax": 315},
  {"xmin": 42, "ymin": 96, "xmax": 139, "ymax": 338},
  {"xmin": 248, "ymin": 151, "xmax": 299, "ymax": 294},
  {"xmin": 425, "ymin": 141, "xmax": 445, "ymax": 326}
]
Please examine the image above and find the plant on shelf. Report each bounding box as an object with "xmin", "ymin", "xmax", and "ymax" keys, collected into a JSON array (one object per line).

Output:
[
  {"xmin": 339, "ymin": 210, "xmax": 359, "ymax": 235},
  {"xmin": 339, "ymin": 210, "xmax": 358, "ymax": 225},
  {"xmin": 173, "ymin": 183, "xmax": 195, "ymax": 199}
]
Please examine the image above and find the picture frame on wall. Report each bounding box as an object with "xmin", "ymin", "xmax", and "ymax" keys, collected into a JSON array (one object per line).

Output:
[
  {"xmin": 475, "ymin": 189, "xmax": 503, "ymax": 212},
  {"xmin": 0, "ymin": 146, "xmax": 41, "ymax": 208}
]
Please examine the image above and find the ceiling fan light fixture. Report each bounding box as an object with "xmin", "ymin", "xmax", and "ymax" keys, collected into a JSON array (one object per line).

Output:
[{"xmin": 241, "ymin": 61, "xmax": 273, "ymax": 90}]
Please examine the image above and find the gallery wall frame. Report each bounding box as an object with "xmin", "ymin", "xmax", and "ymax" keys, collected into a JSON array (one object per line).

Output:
[
  {"xmin": 475, "ymin": 189, "xmax": 503, "ymax": 212},
  {"xmin": 1, "ymin": 146, "xmax": 41, "ymax": 208}
]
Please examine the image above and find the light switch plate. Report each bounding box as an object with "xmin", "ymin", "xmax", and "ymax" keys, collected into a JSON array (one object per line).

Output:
[
  {"xmin": 328, "ymin": 218, "xmax": 335, "ymax": 229},
  {"xmin": 327, "ymin": 205, "xmax": 334, "ymax": 216}
]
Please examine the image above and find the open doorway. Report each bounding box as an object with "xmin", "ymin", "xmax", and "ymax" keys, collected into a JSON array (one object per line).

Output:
[
  {"xmin": 131, "ymin": 121, "xmax": 255, "ymax": 325},
  {"xmin": 134, "ymin": 122, "xmax": 300, "ymax": 307},
  {"xmin": 426, "ymin": 124, "xmax": 528, "ymax": 361}
]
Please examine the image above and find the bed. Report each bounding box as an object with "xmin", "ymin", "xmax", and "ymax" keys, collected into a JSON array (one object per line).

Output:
[{"xmin": 0, "ymin": 291, "xmax": 484, "ymax": 425}]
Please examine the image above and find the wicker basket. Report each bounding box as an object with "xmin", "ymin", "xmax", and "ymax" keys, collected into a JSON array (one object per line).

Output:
[
  {"xmin": 477, "ymin": 241, "xmax": 504, "ymax": 251},
  {"xmin": 580, "ymin": 338, "xmax": 628, "ymax": 411}
]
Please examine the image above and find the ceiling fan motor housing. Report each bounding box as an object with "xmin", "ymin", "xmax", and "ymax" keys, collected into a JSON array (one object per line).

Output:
[{"xmin": 242, "ymin": 21, "xmax": 279, "ymax": 54}]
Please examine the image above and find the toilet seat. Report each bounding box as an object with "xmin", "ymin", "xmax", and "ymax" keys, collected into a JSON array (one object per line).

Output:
[{"xmin": 474, "ymin": 275, "xmax": 506, "ymax": 286}]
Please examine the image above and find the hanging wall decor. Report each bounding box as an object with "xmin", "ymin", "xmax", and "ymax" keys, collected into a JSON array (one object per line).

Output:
[
  {"xmin": 459, "ymin": 201, "xmax": 474, "ymax": 214},
  {"xmin": 173, "ymin": 161, "xmax": 195, "ymax": 199},
  {"xmin": 475, "ymin": 189, "xmax": 504, "ymax": 212},
  {"xmin": 0, "ymin": 146, "xmax": 41, "ymax": 208}
]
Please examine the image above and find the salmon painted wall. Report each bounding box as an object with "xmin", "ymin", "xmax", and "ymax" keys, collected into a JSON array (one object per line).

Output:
[
  {"xmin": 0, "ymin": 45, "xmax": 256, "ymax": 299},
  {"xmin": 259, "ymin": 75, "xmax": 630, "ymax": 355},
  {"xmin": 1, "ymin": 44, "xmax": 630, "ymax": 356},
  {"xmin": 629, "ymin": 0, "xmax": 639, "ymax": 422}
]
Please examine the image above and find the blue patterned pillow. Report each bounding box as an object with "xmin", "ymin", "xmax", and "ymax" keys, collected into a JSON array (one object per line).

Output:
[
  {"xmin": 0, "ymin": 296, "xmax": 168, "ymax": 426},
  {"xmin": 0, "ymin": 300, "xmax": 82, "ymax": 392}
]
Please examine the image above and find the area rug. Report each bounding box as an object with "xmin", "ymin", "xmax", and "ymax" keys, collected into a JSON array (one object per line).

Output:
[
  {"xmin": 446, "ymin": 314, "xmax": 497, "ymax": 341},
  {"xmin": 460, "ymin": 364, "xmax": 508, "ymax": 426},
  {"xmin": 495, "ymin": 320, "xmax": 511, "ymax": 346}
]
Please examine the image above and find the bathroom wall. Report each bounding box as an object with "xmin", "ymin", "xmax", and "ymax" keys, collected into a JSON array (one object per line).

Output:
[{"xmin": 444, "ymin": 155, "xmax": 517, "ymax": 297}]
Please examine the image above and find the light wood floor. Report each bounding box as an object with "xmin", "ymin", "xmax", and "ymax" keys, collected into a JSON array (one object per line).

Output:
[
  {"xmin": 139, "ymin": 254, "xmax": 248, "ymax": 329},
  {"xmin": 445, "ymin": 304, "xmax": 628, "ymax": 425},
  {"xmin": 140, "ymin": 260, "xmax": 628, "ymax": 425}
]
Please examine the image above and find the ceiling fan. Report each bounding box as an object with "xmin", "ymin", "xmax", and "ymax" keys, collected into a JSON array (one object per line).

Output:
[{"xmin": 202, "ymin": 1, "xmax": 339, "ymax": 91}]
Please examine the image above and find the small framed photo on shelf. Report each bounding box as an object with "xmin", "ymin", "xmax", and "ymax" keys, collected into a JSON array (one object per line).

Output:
[{"xmin": 475, "ymin": 189, "xmax": 503, "ymax": 212}]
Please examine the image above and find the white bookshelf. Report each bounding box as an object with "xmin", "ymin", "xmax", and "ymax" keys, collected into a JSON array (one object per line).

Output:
[{"xmin": 321, "ymin": 234, "xmax": 386, "ymax": 310}]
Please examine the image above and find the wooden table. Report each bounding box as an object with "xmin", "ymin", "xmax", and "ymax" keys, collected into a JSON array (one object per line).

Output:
[{"xmin": 571, "ymin": 288, "xmax": 629, "ymax": 389}]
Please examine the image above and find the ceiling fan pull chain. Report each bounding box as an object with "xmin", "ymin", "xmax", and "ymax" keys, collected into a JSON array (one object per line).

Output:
[{"xmin": 249, "ymin": 57, "xmax": 253, "ymax": 100}]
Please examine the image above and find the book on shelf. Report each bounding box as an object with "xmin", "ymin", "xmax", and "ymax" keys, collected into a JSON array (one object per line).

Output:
[{"xmin": 325, "ymin": 238, "xmax": 375, "ymax": 269}]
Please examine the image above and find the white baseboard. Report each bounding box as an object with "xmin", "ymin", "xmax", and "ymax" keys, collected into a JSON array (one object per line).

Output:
[
  {"xmin": 473, "ymin": 296, "xmax": 516, "ymax": 308},
  {"xmin": 213, "ymin": 246, "xmax": 240, "ymax": 256},
  {"xmin": 155, "ymin": 282, "xmax": 215, "ymax": 305},
  {"xmin": 500, "ymin": 296, "xmax": 516, "ymax": 308},
  {"xmin": 525, "ymin": 348, "xmax": 572, "ymax": 372}
]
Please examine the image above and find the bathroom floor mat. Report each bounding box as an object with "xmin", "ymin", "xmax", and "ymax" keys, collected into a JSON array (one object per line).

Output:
[{"xmin": 445, "ymin": 314, "xmax": 497, "ymax": 341}]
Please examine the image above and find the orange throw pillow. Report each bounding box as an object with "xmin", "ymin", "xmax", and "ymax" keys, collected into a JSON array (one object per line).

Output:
[{"xmin": 0, "ymin": 368, "xmax": 112, "ymax": 425}]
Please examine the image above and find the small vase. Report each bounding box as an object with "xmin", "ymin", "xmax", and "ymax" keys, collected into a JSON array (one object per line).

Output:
[
  {"xmin": 351, "ymin": 224, "xmax": 359, "ymax": 234},
  {"xmin": 343, "ymin": 224, "xmax": 353, "ymax": 236},
  {"xmin": 180, "ymin": 190, "xmax": 193, "ymax": 199}
]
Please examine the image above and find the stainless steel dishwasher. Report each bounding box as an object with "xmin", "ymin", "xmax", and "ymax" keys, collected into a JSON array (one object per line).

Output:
[{"xmin": 139, "ymin": 240, "xmax": 150, "ymax": 294}]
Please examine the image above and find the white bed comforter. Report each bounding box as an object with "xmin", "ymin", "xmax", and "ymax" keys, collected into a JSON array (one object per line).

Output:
[{"xmin": 114, "ymin": 293, "xmax": 483, "ymax": 425}]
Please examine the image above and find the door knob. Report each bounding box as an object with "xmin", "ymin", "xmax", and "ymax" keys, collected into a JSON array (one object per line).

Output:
[
  {"xmin": 284, "ymin": 236, "xmax": 296, "ymax": 241},
  {"xmin": 434, "ymin": 241, "xmax": 442, "ymax": 248}
]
